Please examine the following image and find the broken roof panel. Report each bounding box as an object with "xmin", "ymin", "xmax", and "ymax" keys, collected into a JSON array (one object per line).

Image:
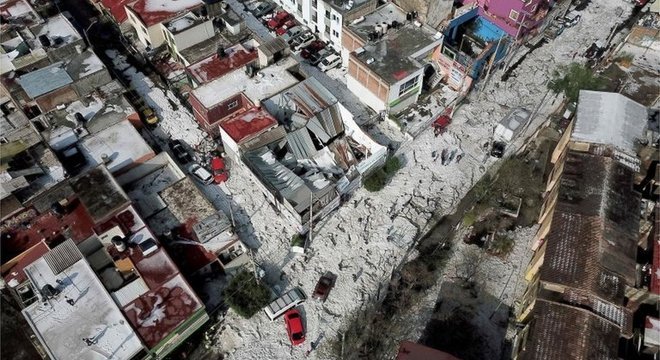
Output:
[
  {"xmin": 573, "ymin": 90, "xmax": 648, "ymax": 154},
  {"xmin": 18, "ymin": 62, "xmax": 73, "ymax": 99}
]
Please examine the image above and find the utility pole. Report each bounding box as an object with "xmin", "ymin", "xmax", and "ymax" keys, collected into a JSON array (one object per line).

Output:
[{"xmin": 305, "ymin": 192, "xmax": 313, "ymax": 252}]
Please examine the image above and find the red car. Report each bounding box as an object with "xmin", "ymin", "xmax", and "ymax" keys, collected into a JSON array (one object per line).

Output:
[
  {"xmin": 210, "ymin": 156, "xmax": 229, "ymax": 183},
  {"xmin": 267, "ymin": 11, "xmax": 291, "ymax": 31},
  {"xmin": 284, "ymin": 309, "xmax": 305, "ymax": 346},
  {"xmin": 300, "ymin": 40, "xmax": 326, "ymax": 59},
  {"xmin": 276, "ymin": 20, "xmax": 297, "ymax": 36},
  {"xmin": 312, "ymin": 272, "xmax": 335, "ymax": 301}
]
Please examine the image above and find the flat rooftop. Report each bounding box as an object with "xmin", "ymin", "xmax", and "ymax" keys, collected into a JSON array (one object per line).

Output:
[
  {"xmin": 326, "ymin": 0, "xmax": 370, "ymax": 15},
  {"xmin": 0, "ymin": 0, "xmax": 41, "ymax": 26},
  {"xmin": 104, "ymin": 227, "xmax": 205, "ymax": 348},
  {"xmin": 186, "ymin": 42, "xmax": 258, "ymax": 85},
  {"xmin": 178, "ymin": 32, "xmax": 234, "ymax": 66},
  {"xmin": 354, "ymin": 23, "xmax": 441, "ymax": 84},
  {"xmin": 346, "ymin": 3, "xmax": 407, "ymax": 41},
  {"xmin": 30, "ymin": 14, "xmax": 81, "ymax": 48},
  {"xmin": 18, "ymin": 62, "xmax": 73, "ymax": 99},
  {"xmin": 159, "ymin": 177, "xmax": 215, "ymax": 225},
  {"xmin": 2, "ymin": 240, "xmax": 50, "ymax": 286},
  {"xmin": 220, "ymin": 106, "xmax": 279, "ymax": 144},
  {"xmin": 65, "ymin": 49, "xmax": 107, "ymax": 81},
  {"xmin": 191, "ymin": 57, "xmax": 299, "ymax": 109},
  {"xmin": 164, "ymin": 11, "xmax": 203, "ymax": 34},
  {"xmin": 118, "ymin": 152, "xmax": 186, "ymax": 219},
  {"xmin": 127, "ymin": 0, "xmax": 203, "ymax": 27},
  {"xmin": 22, "ymin": 251, "xmax": 144, "ymax": 360},
  {"xmin": 70, "ymin": 166, "xmax": 131, "ymax": 224},
  {"xmin": 0, "ymin": 198, "xmax": 95, "ymax": 263},
  {"xmin": 80, "ymin": 120, "xmax": 155, "ymax": 174}
]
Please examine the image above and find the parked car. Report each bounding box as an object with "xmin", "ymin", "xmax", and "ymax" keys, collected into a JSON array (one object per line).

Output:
[
  {"xmin": 267, "ymin": 11, "xmax": 291, "ymax": 30},
  {"xmin": 264, "ymin": 287, "xmax": 306, "ymax": 320},
  {"xmin": 490, "ymin": 141, "xmax": 506, "ymax": 158},
  {"xmin": 141, "ymin": 107, "xmax": 159, "ymax": 125},
  {"xmin": 275, "ymin": 20, "xmax": 297, "ymax": 36},
  {"xmin": 292, "ymin": 32, "xmax": 315, "ymax": 51},
  {"xmin": 300, "ymin": 40, "xmax": 325, "ymax": 59},
  {"xmin": 309, "ymin": 49, "xmax": 331, "ymax": 66},
  {"xmin": 283, "ymin": 309, "xmax": 305, "ymax": 346},
  {"xmin": 318, "ymin": 54, "xmax": 341, "ymax": 72},
  {"xmin": 312, "ymin": 272, "xmax": 336, "ymax": 301},
  {"xmin": 282, "ymin": 26, "xmax": 309, "ymax": 44},
  {"xmin": 210, "ymin": 156, "xmax": 229, "ymax": 183},
  {"xmin": 252, "ymin": 2, "xmax": 274, "ymax": 17},
  {"xmin": 188, "ymin": 164, "xmax": 213, "ymax": 185},
  {"xmin": 169, "ymin": 139, "xmax": 193, "ymax": 164}
]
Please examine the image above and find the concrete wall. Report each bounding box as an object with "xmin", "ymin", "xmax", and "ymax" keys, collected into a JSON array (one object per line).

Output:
[
  {"xmin": 190, "ymin": 93, "xmax": 251, "ymax": 137},
  {"xmin": 347, "ymin": 75, "xmax": 386, "ymax": 112},
  {"xmin": 126, "ymin": 7, "xmax": 166, "ymax": 48}
]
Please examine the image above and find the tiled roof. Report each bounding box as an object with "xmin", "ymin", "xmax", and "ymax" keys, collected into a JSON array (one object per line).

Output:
[
  {"xmin": 540, "ymin": 150, "xmax": 640, "ymax": 303},
  {"xmin": 519, "ymin": 299, "xmax": 620, "ymax": 360}
]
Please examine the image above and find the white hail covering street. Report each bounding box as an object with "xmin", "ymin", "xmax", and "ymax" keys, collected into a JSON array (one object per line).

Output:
[{"xmin": 106, "ymin": 0, "xmax": 636, "ymax": 357}]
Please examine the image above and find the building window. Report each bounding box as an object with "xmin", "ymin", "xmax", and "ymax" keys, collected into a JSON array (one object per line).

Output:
[
  {"xmin": 441, "ymin": 46, "xmax": 455, "ymax": 60},
  {"xmin": 228, "ymin": 100, "xmax": 239, "ymax": 110},
  {"xmin": 312, "ymin": 0, "xmax": 317, "ymax": 8},
  {"xmin": 325, "ymin": 25, "xmax": 330, "ymax": 34},
  {"xmin": 509, "ymin": 9, "xmax": 519, "ymax": 21},
  {"xmin": 297, "ymin": 2, "xmax": 302, "ymax": 13},
  {"xmin": 398, "ymin": 76, "xmax": 419, "ymax": 97},
  {"xmin": 325, "ymin": 10, "xmax": 330, "ymax": 19},
  {"xmin": 312, "ymin": 13, "xmax": 317, "ymax": 23},
  {"xmin": 332, "ymin": 30, "xmax": 339, "ymax": 37}
]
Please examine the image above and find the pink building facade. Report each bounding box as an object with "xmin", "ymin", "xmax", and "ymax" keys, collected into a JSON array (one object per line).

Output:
[{"xmin": 462, "ymin": 0, "xmax": 552, "ymax": 38}]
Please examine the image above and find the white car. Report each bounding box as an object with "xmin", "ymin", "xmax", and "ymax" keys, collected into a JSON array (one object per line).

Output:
[
  {"xmin": 318, "ymin": 54, "xmax": 341, "ymax": 72},
  {"xmin": 292, "ymin": 32, "xmax": 315, "ymax": 51},
  {"xmin": 188, "ymin": 164, "xmax": 213, "ymax": 185}
]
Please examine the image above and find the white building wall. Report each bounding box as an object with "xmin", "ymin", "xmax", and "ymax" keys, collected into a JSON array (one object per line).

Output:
[
  {"xmin": 346, "ymin": 74, "xmax": 386, "ymax": 112},
  {"xmin": 386, "ymin": 70, "xmax": 423, "ymax": 113},
  {"xmin": 168, "ymin": 20, "xmax": 214, "ymax": 52}
]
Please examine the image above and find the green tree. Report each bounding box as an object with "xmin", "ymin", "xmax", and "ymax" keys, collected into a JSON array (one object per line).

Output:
[
  {"xmin": 548, "ymin": 63, "xmax": 606, "ymax": 102},
  {"xmin": 223, "ymin": 271, "xmax": 271, "ymax": 318}
]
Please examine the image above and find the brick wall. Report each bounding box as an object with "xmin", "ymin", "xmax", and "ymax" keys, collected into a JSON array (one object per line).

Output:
[{"xmin": 348, "ymin": 56, "xmax": 389, "ymax": 101}]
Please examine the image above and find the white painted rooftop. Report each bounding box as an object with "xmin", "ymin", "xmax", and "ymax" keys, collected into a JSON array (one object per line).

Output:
[
  {"xmin": 191, "ymin": 57, "xmax": 299, "ymax": 109},
  {"xmin": 22, "ymin": 257, "xmax": 144, "ymax": 360}
]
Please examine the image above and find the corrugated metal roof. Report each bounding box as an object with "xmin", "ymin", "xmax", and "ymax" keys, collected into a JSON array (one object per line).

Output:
[
  {"xmin": 18, "ymin": 62, "xmax": 73, "ymax": 99},
  {"xmin": 573, "ymin": 90, "xmax": 648, "ymax": 155},
  {"xmin": 111, "ymin": 277, "xmax": 149, "ymax": 307},
  {"xmin": 258, "ymin": 37, "xmax": 288, "ymax": 57},
  {"xmin": 43, "ymin": 239, "xmax": 83, "ymax": 275},
  {"xmin": 286, "ymin": 127, "xmax": 317, "ymax": 159}
]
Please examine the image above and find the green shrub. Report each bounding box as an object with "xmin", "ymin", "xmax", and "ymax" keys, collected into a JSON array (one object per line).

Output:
[
  {"xmin": 548, "ymin": 63, "xmax": 606, "ymax": 103},
  {"xmin": 223, "ymin": 271, "xmax": 271, "ymax": 318},
  {"xmin": 363, "ymin": 170, "xmax": 388, "ymax": 192},
  {"xmin": 290, "ymin": 233, "xmax": 305, "ymax": 247},
  {"xmin": 384, "ymin": 156, "xmax": 402, "ymax": 174},
  {"xmin": 488, "ymin": 234, "xmax": 515, "ymax": 256},
  {"xmin": 462, "ymin": 211, "xmax": 477, "ymax": 227}
]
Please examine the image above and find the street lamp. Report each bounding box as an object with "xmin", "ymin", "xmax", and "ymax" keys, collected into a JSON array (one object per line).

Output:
[{"xmin": 83, "ymin": 19, "xmax": 99, "ymax": 48}]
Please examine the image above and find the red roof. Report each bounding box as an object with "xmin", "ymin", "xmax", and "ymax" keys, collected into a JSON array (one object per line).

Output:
[
  {"xmin": 0, "ymin": 200, "xmax": 95, "ymax": 263},
  {"xmin": 127, "ymin": 0, "xmax": 203, "ymax": 27},
  {"xmin": 187, "ymin": 47, "xmax": 258, "ymax": 85},
  {"xmin": 2, "ymin": 241, "xmax": 50, "ymax": 286},
  {"xmin": 123, "ymin": 274, "xmax": 203, "ymax": 348},
  {"xmin": 107, "ymin": 226, "xmax": 204, "ymax": 348},
  {"xmin": 100, "ymin": 0, "xmax": 133, "ymax": 23},
  {"xmin": 220, "ymin": 107, "xmax": 279, "ymax": 144},
  {"xmin": 396, "ymin": 341, "xmax": 461, "ymax": 360}
]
